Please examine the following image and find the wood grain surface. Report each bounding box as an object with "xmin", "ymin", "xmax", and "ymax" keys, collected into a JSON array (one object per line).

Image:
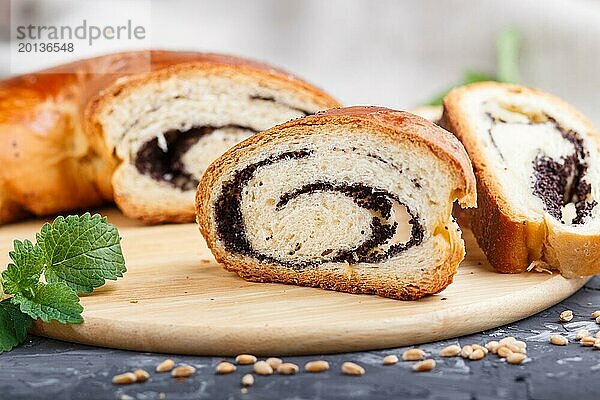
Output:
[{"xmin": 0, "ymin": 209, "xmax": 589, "ymax": 356}]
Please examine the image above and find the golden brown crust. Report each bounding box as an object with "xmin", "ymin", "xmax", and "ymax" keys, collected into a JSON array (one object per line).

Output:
[
  {"xmin": 441, "ymin": 81, "xmax": 600, "ymax": 276},
  {"xmin": 440, "ymin": 101, "xmax": 530, "ymax": 273},
  {"xmin": 544, "ymin": 225, "xmax": 600, "ymax": 277},
  {"xmin": 0, "ymin": 50, "xmax": 339, "ymax": 224},
  {"xmin": 111, "ymin": 191, "xmax": 196, "ymax": 225},
  {"xmin": 0, "ymin": 188, "xmax": 29, "ymax": 224},
  {"xmin": 84, "ymin": 51, "xmax": 341, "ymax": 149},
  {"xmin": 313, "ymin": 107, "xmax": 476, "ymax": 207},
  {"xmin": 196, "ymin": 107, "xmax": 476, "ymax": 300}
]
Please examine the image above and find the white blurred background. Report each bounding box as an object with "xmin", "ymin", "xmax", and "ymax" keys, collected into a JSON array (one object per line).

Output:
[{"xmin": 1, "ymin": 0, "xmax": 599, "ymax": 124}]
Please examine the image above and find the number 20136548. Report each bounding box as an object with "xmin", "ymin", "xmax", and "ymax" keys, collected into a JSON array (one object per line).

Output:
[{"xmin": 17, "ymin": 42, "xmax": 74, "ymax": 53}]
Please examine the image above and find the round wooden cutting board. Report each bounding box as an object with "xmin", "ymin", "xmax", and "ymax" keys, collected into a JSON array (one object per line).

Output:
[{"xmin": 0, "ymin": 209, "xmax": 589, "ymax": 356}]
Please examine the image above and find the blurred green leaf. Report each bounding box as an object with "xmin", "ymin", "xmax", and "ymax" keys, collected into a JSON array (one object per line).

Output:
[
  {"xmin": 426, "ymin": 70, "xmax": 495, "ymax": 106},
  {"xmin": 424, "ymin": 27, "xmax": 521, "ymax": 106},
  {"xmin": 463, "ymin": 70, "xmax": 496, "ymax": 84}
]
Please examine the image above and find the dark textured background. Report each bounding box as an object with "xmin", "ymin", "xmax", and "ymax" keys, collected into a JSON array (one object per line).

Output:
[{"xmin": 2, "ymin": 276, "xmax": 600, "ymax": 400}]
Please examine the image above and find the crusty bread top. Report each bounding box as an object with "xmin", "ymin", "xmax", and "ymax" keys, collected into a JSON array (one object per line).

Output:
[
  {"xmin": 0, "ymin": 50, "xmax": 339, "ymax": 109},
  {"xmin": 84, "ymin": 51, "xmax": 340, "ymax": 127},
  {"xmin": 286, "ymin": 106, "xmax": 477, "ymax": 208},
  {"xmin": 0, "ymin": 50, "xmax": 340, "ymax": 139}
]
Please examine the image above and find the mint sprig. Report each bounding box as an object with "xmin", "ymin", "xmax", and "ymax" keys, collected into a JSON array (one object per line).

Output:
[
  {"xmin": 2, "ymin": 240, "xmax": 45, "ymax": 295},
  {"xmin": 0, "ymin": 213, "xmax": 126, "ymax": 353},
  {"xmin": 38, "ymin": 214, "xmax": 126, "ymax": 293},
  {"xmin": 0, "ymin": 299, "xmax": 33, "ymax": 352},
  {"xmin": 13, "ymin": 283, "xmax": 83, "ymax": 324}
]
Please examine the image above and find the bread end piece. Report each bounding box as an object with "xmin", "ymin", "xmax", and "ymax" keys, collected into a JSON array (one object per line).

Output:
[{"xmin": 442, "ymin": 82, "xmax": 600, "ymax": 277}]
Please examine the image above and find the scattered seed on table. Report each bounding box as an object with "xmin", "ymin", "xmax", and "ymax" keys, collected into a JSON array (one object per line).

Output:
[
  {"xmin": 472, "ymin": 344, "xmax": 489, "ymax": 355},
  {"xmin": 305, "ymin": 360, "xmax": 329, "ymax": 373},
  {"xmin": 412, "ymin": 359, "xmax": 436, "ymax": 372},
  {"xmin": 550, "ymin": 335, "xmax": 568, "ymax": 346},
  {"xmin": 460, "ymin": 345, "xmax": 474, "ymax": 358},
  {"xmin": 253, "ymin": 361, "xmax": 274, "ymax": 376},
  {"xmin": 559, "ymin": 310, "xmax": 573, "ymax": 322},
  {"xmin": 277, "ymin": 363, "xmax": 299, "ymax": 375},
  {"xmin": 241, "ymin": 374, "xmax": 254, "ymax": 387},
  {"xmin": 341, "ymin": 362, "xmax": 365, "ymax": 376},
  {"xmin": 469, "ymin": 348, "xmax": 486, "ymax": 360},
  {"xmin": 236, "ymin": 354, "xmax": 258, "ymax": 365},
  {"xmin": 576, "ymin": 329, "xmax": 590, "ymax": 340},
  {"xmin": 156, "ymin": 359, "xmax": 175, "ymax": 373},
  {"xmin": 581, "ymin": 336, "xmax": 596, "ymax": 347},
  {"xmin": 112, "ymin": 372, "xmax": 137, "ymax": 385},
  {"xmin": 133, "ymin": 369, "xmax": 150, "ymax": 382},
  {"xmin": 497, "ymin": 346, "xmax": 513, "ymax": 358},
  {"xmin": 216, "ymin": 361, "xmax": 237, "ymax": 374},
  {"xmin": 266, "ymin": 357, "xmax": 283, "ymax": 370},
  {"xmin": 383, "ymin": 355, "xmax": 399, "ymax": 365},
  {"xmin": 506, "ymin": 352, "xmax": 527, "ymax": 365},
  {"xmin": 402, "ymin": 348, "xmax": 426, "ymax": 361},
  {"xmin": 499, "ymin": 337, "xmax": 517, "ymax": 346},
  {"xmin": 171, "ymin": 365, "xmax": 196, "ymax": 378},
  {"xmin": 513, "ymin": 340, "xmax": 527, "ymax": 350},
  {"xmin": 485, "ymin": 341, "xmax": 500, "ymax": 354},
  {"xmin": 439, "ymin": 345, "xmax": 461, "ymax": 357},
  {"xmin": 505, "ymin": 343, "xmax": 527, "ymax": 354}
]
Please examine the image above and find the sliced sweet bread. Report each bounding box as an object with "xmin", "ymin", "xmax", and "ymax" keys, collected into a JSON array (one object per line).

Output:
[
  {"xmin": 0, "ymin": 50, "xmax": 339, "ymax": 224},
  {"xmin": 442, "ymin": 82, "xmax": 600, "ymax": 277},
  {"xmin": 90, "ymin": 52, "xmax": 340, "ymax": 223},
  {"xmin": 196, "ymin": 107, "xmax": 476, "ymax": 300}
]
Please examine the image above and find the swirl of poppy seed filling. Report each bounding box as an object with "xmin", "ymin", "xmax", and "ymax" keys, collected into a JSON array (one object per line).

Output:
[
  {"xmin": 487, "ymin": 112, "xmax": 596, "ymax": 224},
  {"xmin": 134, "ymin": 125, "xmax": 257, "ymax": 191},
  {"xmin": 213, "ymin": 150, "xmax": 425, "ymax": 268},
  {"xmin": 133, "ymin": 96, "xmax": 311, "ymax": 191}
]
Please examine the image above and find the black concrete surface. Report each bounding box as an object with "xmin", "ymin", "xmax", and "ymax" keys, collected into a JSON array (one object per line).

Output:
[{"xmin": 2, "ymin": 277, "xmax": 600, "ymax": 400}]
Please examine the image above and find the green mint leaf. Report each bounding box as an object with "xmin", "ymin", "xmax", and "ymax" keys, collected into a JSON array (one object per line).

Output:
[
  {"xmin": 37, "ymin": 213, "xmax": 126, "ymax": 294},
  {"xmin": 0, "ymin": 298, "xmax": 33, "ymax": 352},
  {"xmin": 13, "ymin": 283, "xmax": 83, "ymax": 324},
  {"xmin": 1, "ymin": 240, "xmax": 45, "ymax": 295},
  {"xmin": 496, "ymin": 26, "xmax": 521, "ymax": 83}
]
